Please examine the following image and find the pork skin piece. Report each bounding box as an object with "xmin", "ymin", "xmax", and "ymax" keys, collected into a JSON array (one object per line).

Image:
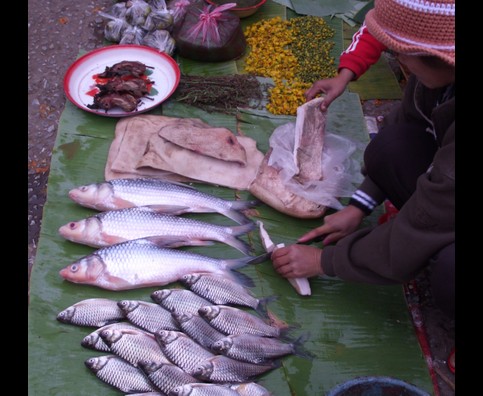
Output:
[
  {"xmin": 248, "ymin": 148, "xmax": 326, "ymax": 218},
  {"xmin": 157, "ymin": 122, "xmax": 248, "ymax": 166},
  {"xmin": 294, "ymin": 97, "xmax": 326, "ymax": 181}
]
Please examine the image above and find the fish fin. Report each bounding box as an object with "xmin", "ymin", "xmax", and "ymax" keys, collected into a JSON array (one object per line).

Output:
[
  {"xmin": 227, "ymin": 270, "xmax": 255, "ymax": 288},
  {"xmin": 229, "ymin": 199, "xmax": 261, "ymax": 211},
  {"xmin": 254, "ymin": 295, "xmax": 278, "ymax": 318},
  {"xmin": 292, "ymin": 332, "xmax": 316, "ymax": 360},
  {"xmin": 228, "ymin": 222, "xmax": 257, "ymax": 237},
  {"xmin": 224, "ymin": 236, "xmax": 254, "ymax": 256},
  {"xmin": 223, "ymin": 209, "xmax": 253, "ymax": 225},
  {"xmin": 146, "ymin": 204, "xmax": 192, "ymax": 215}
]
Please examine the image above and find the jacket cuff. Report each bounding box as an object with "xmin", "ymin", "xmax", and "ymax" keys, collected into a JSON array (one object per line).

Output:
[
  {"xmin": 321, "ymin": 246, "xmax": 336, "ymax": 277},
  {"xmin": 349, "ymin": 190, "xmax": 377, "ymax": 215}
]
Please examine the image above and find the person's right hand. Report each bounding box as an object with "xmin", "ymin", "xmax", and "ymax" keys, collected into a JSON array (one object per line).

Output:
[
  {"xmin": 298, "ymin": 205, "xmax": 365, "ymax": 245},
  {"xmin": 304, "ymin": 69, "xmax": 355, "ymax": 111}
]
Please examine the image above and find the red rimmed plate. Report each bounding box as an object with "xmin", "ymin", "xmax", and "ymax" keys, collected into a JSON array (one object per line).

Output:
[{"xmin": 64, "ymin": 45, "xmax": 180, "ymax": 117}]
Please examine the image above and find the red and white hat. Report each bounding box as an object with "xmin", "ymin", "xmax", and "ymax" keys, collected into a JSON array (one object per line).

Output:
[{"xmin": 365, "ymin": 0, "xmax": 455, "ymax": 66}]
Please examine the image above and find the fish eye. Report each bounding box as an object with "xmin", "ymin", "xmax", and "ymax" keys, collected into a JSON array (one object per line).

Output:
[
  {"xmin": 68, "ymin": 222, "xmax": 77, "ymax": 229},
  {"xmin": 80, "ymin": 186, "xmax": 88, "ymax": 191},
  {"xmin": 70, "ymin": 264, "xmax": 78, "ymax": 272}
]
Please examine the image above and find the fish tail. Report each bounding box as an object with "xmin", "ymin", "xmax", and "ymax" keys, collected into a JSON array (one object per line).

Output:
[
  {"xmin": 292, "ymin": 332, "xmax": 316, "ymax": 360},
  {"xmin": 228, "ymin": 269, "xmax": 255, "ymax": 288},
  {"xmin": 223, "ymin": 209, "xmax": 253, "ymax": 225},
  {"xmin": 223, "ymin": 252, "xmax": 271, "ymax": 271},
  {"xmin": 229, "ymin": 199, "xmax": 260, "ymax": 211},
  {"xmin": 228, "ymin": 222, "xmax": 256, "ymax": 237},
  {"xmin": 254, "ymin": 295, "xmax": 278, "ymax": 318},
  {"xmin": 225, "ymin": 236, "xmax": 254, "ymax": 256}
]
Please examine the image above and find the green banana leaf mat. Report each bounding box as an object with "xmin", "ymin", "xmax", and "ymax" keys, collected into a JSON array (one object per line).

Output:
[{"xmin": 28, "ymin": 2, "xmax": 429, "ymax": 395}]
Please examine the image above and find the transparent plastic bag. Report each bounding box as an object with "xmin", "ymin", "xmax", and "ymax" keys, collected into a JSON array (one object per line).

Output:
[
  {"xmin": 119, "ymin": 24, "xmax": 146, "ymax": 44},
  {"xmin": 143, "ymin": 0, "xmax": 174, "ymax": 30},
  {"xmin": 268, "ymin": 122, "xmax": 365, "ymax": 210},
  {"xmin": 167, "ymin": 0, "xmax": 191, "ymax": 28},
  {"xmin": 99, "ymin": 11, "xmax": 130, "ymax": 43},
  {"xmin": 141, "ymin": 30, "xmax": 176, "ymax": 55},
  {"xmin": 125, "ymin": 0, "xmax": 152, "ymax": 26}
]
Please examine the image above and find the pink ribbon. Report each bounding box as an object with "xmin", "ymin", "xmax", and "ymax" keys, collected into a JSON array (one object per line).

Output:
[{"xmin": 187, "ymin": 3, "xmax": 237, "ymax": 43}]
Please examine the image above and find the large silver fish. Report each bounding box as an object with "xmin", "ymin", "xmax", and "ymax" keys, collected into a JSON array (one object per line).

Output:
[
  {"xmin": 100, "ymin": 327, "xmax": 170, "ymax": 367},
  {"xmin": 192, "ymin": 355, "xmax": 279, "ymax": 383},
  {"xmin": 169, "ymin": 383, "xmax": 240, "ymax": 396},
  {"xmin": 138, "ymin": 360, "xmax": 198, "ymax": 395},
  {"xmin": 117, "ymin": 299, "xmax": 180, "ymax": 333},
  {"xmin": 154, "ymin": 330, "xmax": 215, "ymax": 375},
  {"xmin": 198, "ymin": 305, "xmax": 282, "ymax": 338},
  {"xmin": 211, "ymin": 333, "xmax": 299, "ymax": 364},
  {"xmin": 151, "ymin": 289, "xmax": 212, "ymax": 315},
  {"xmin": 171, "ymin": 311, "xmax": 226, "ymax": 350},
  {"xmin": 59, "ymin": 237, "xmax": 269, "ymax": 291},
  {"xmin": 58, "ymin": 207, "xmax": 255, "ymax": 255},
  {"xmin": 56, "ymin": 298, "xmax": 125, "ymax": 327},
  {"xmin": 81, "ymin": 322, "xmax": 142, "ymax": 352},
  {"xmin": 85, "ymin": 355, "xmax": 158, "ymax": 393},
  {"xmin": 68, "ymin": 178, "xmax": 258, "ymax": 224}
]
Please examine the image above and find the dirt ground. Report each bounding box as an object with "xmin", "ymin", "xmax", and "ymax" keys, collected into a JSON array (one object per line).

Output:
[{"xmin": 28, "ymin": 2, "xmax": 454, "ymax": 394}]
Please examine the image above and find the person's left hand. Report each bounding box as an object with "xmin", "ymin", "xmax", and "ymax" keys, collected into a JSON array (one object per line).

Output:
[{"xmin": 271, "ymin": 244, "xmax": 324, "ymax": 279}]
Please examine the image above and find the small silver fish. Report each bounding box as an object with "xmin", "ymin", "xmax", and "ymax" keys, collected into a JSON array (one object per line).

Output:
[
  {"xmin": 59, "ymin": 206, "xmax": 255, "ymax": 254},
  {"xmin": 68, "ymin": 178, "xmax": 258, "ymax": 224},
  {"xmin": 230, "ymin": 382, "xmax": 273, "ymax": 396},
  {"xmin": 171, "ymin": 311, "xmax": 226, "ymax": 350},
  {"xmin": 151, "ymin": 289, "xmax": 212, "ymax": 315},
  {"xmin": 193, "ymin": 355, "xmax": 279, "ymax": 383},
  {"xmin": 59, "ymin": 237, "xmax": 269, "ymax": 291},
  {"xmin": 81, "ymin": 322, "xmax": 141, "ymax": 352},
  {"xmin": 211, "ymin": 333, "xmax": 297, "ymax": 364},
  {"xmin": 154, "ymin": 330, "xmax": 215, "ymax": 375},
  {"xmin": 56, "ymin": 298, "xmax": 125, "ymax": 327},
  {"xmin": 100, "ymin": 327, "xmax": 170, "ymax": 367},
  {"xmin": 85, "ymin": 355, "xmax": 158, "ymax": 393},
  {"xmin": 169, "ymin": 383, "xmax": 240, "ymax": 396},
  {"xmin": 198, "ymin": 305, "xmax": 282, "ymax": 338},
  {"xmin": 117, "ymin": 299, "xmax": 179, "ymax": 333},
  {"xmin": 138, "ymin": 360, "xmax": 198, "ymax": 395}
]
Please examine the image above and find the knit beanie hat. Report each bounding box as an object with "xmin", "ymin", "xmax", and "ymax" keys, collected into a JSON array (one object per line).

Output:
[{"xmin": 365, "ymin": 0, "xmax": 455, "ymax": 66}]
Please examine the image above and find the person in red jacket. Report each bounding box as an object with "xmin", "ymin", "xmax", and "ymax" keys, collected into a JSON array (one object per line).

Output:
[
  {"xmin": 305, "ymin": 23, "xmax": 386, "ymax": 111},
  {"xmin": 271, "ymin": 0, "xmax": 455, "ymax": 323}
]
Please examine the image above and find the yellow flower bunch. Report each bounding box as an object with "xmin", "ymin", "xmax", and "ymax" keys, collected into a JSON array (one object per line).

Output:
[{"xmin": 244, "ymin": 16, "xmax": 337, "ymax": 115}]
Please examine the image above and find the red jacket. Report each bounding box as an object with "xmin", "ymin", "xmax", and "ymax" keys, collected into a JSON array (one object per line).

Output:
[{"xmin": 339, "ymin": 23, "xmax": 387, "ymax": 79}]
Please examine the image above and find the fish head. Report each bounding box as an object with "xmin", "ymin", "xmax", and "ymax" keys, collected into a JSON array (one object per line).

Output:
[
  {"xmin": 56, "ymin": 306, "xmax": 76, "ymax": 324},
  {"xmin": 117, "ymin": 299, "xmax": 138, "ymax": 314},
  {"xmin": 84, "ymin": 356, "xmax": 109, "ymax": 372},
  {"xmin": 211, "ymin": 337, "xmax": 233, "ymax": 354},
  {"xmin": 171, "ymin": 311, "xmax": 192, "ymax": 325},
  {"xmin": 169, "ymin": 385, "xmax": 194, "ymax": 396},
  {"xmin": 150, "ymin": 289, "xmax": 171, "ymax": 304},
  {"xmin": 193, "ymin": 360, "xmax": 214, "ymax": 381},
  {"xmin": 100, "ymin": 328, "xmax": 122, "ymax": 346},
  {"xmin": 68, "ymin": 182, "xmax": 113, "ymax": 210},
  {"xmin": 197, "ymin": 305, "xmax": 220, "ymax": 321},
  {"xmin": 154, "ymin": 330, "xmax": 178, "ymax": 346},
  {"xmin": 138, "ymin": 359, "xmax": 164, "ymax": 375},
  {"xmin": 81, "ymin": 332, "xmax": 101, "ymax": 349},
  {"xmin": 59, "ymin": 256, "xmax": 105, "ymax": 285},
  {"xmin": 58, "ymin": 217, "xmax": 102, "ymax": 244},
  {"xmin": 179, "ymin": 273, "xmax": 201, "ymax": 287}
]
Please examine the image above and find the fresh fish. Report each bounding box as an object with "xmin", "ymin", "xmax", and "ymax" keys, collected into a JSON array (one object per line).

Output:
[
  {"xmin": 211, "ymin": 333, "xmax": 306, "ymax": 364},
  {"xmin": 127, "ymin": 393, "xmax": 164, "ymax": 396},
  {"xmin": 138, "ymin": 360, "xmax": 198, "ymax": 395},
  {"xmin": 180, "ymin": 273, "xmax": 274, "ymax": 314},
  {"xmin": 100, "ymin": 327, "xmax": 170, "ymax": 367},
  {"xmin": 230, "ymin": 382, "xmax": 273, "ymax": 396},
  {"xmin": 118, "ymin": 299, "xmax": 179, "ymax": 333},
  {"xmin": 154, "ymin": 330, "xmax": 215, "ymax": 375},
  {"xmin": 56, "ymin": 298, "xmax": 125, "ymax": 327},
  {"xmin": 169, "ymin": 383, "xmax": 240, "ymax": 396},
  {"xmin": 193, "ymin": 355, "xmax": 279, "ymax": 383},
  {"xmin": 59, "ymin": 207, "xmax": 255, "ymax": 254},
  {"xmin": 198, "ymin": 305, "xmax": 283, "ymax": 338},
  {"xmin": 85, "ymin": 355, "xmax": 158, "ymax": 393},
  {"xmin": 59, "ymin": 237, "xmax": 269, "ymax": 291},
  {"xmin": 171, "ymin": 311, "xmax": 226, "ymax": 350},
  {"xmin": 151, "ymin": 289, "xmax": 212, "ymax": 315},
  {"xmin": 81, "ymin": 322, "xmax": 142, "ymax": 352},
  {"xmin": 68, "ymin": 178, "xmax": 258, "ymax": 224}
]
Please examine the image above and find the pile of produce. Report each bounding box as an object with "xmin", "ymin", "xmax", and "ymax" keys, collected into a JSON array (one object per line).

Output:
[{"xmin": 244, "ymin": 16, "xmax": 337, "ymax": 115}]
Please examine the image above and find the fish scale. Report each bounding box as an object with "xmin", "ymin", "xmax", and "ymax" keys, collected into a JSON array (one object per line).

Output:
[
  {"xmin": 117, "ymin": 300, "xmax": 179, "ymax": 333},
  {"xmin": 169, "ymin": 383, "xmax": 240, "ymax": 396},
  {"xmin": 151, "ymin": 289, "xmax": 212, "ymax": 315},
  {"xmin": 172, "ymin": 311, "xmax": 226, "ymax": 350},
  {"xmin": 56, "ymin": 298, "xmax": 125, "ymax": 327},
  {"xmin": 139, "ymin": 361, "xmax": 199, "ymax": 395}
]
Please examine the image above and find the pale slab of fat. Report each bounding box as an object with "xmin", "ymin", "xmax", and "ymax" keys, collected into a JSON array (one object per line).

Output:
[{"xmin": 257, "ymin": 221, "xmax": 311, "ymax": 296}]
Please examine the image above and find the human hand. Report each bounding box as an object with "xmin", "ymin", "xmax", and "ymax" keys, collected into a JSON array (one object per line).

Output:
[
  {"xmin": 298, "ymin": 205, "xmax": 365, "ymax": 245},
  {"xmin": 271, "ymin": 244, "xmax": 323, "ymax": 279},
  {"xmin": 304, "ymin": 69, "xmax": 355, "ymax": 111}
]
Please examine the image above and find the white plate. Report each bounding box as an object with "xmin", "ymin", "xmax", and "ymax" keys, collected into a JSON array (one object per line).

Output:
[{"xmin": 64, "ymin": 45, "xmax": 180, "ymax": 117}]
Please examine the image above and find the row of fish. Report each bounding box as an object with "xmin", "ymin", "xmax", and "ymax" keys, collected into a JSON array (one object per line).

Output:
[{"xmin": 56, "ymin": 178, "xmax": 305, "ymax": 394}]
